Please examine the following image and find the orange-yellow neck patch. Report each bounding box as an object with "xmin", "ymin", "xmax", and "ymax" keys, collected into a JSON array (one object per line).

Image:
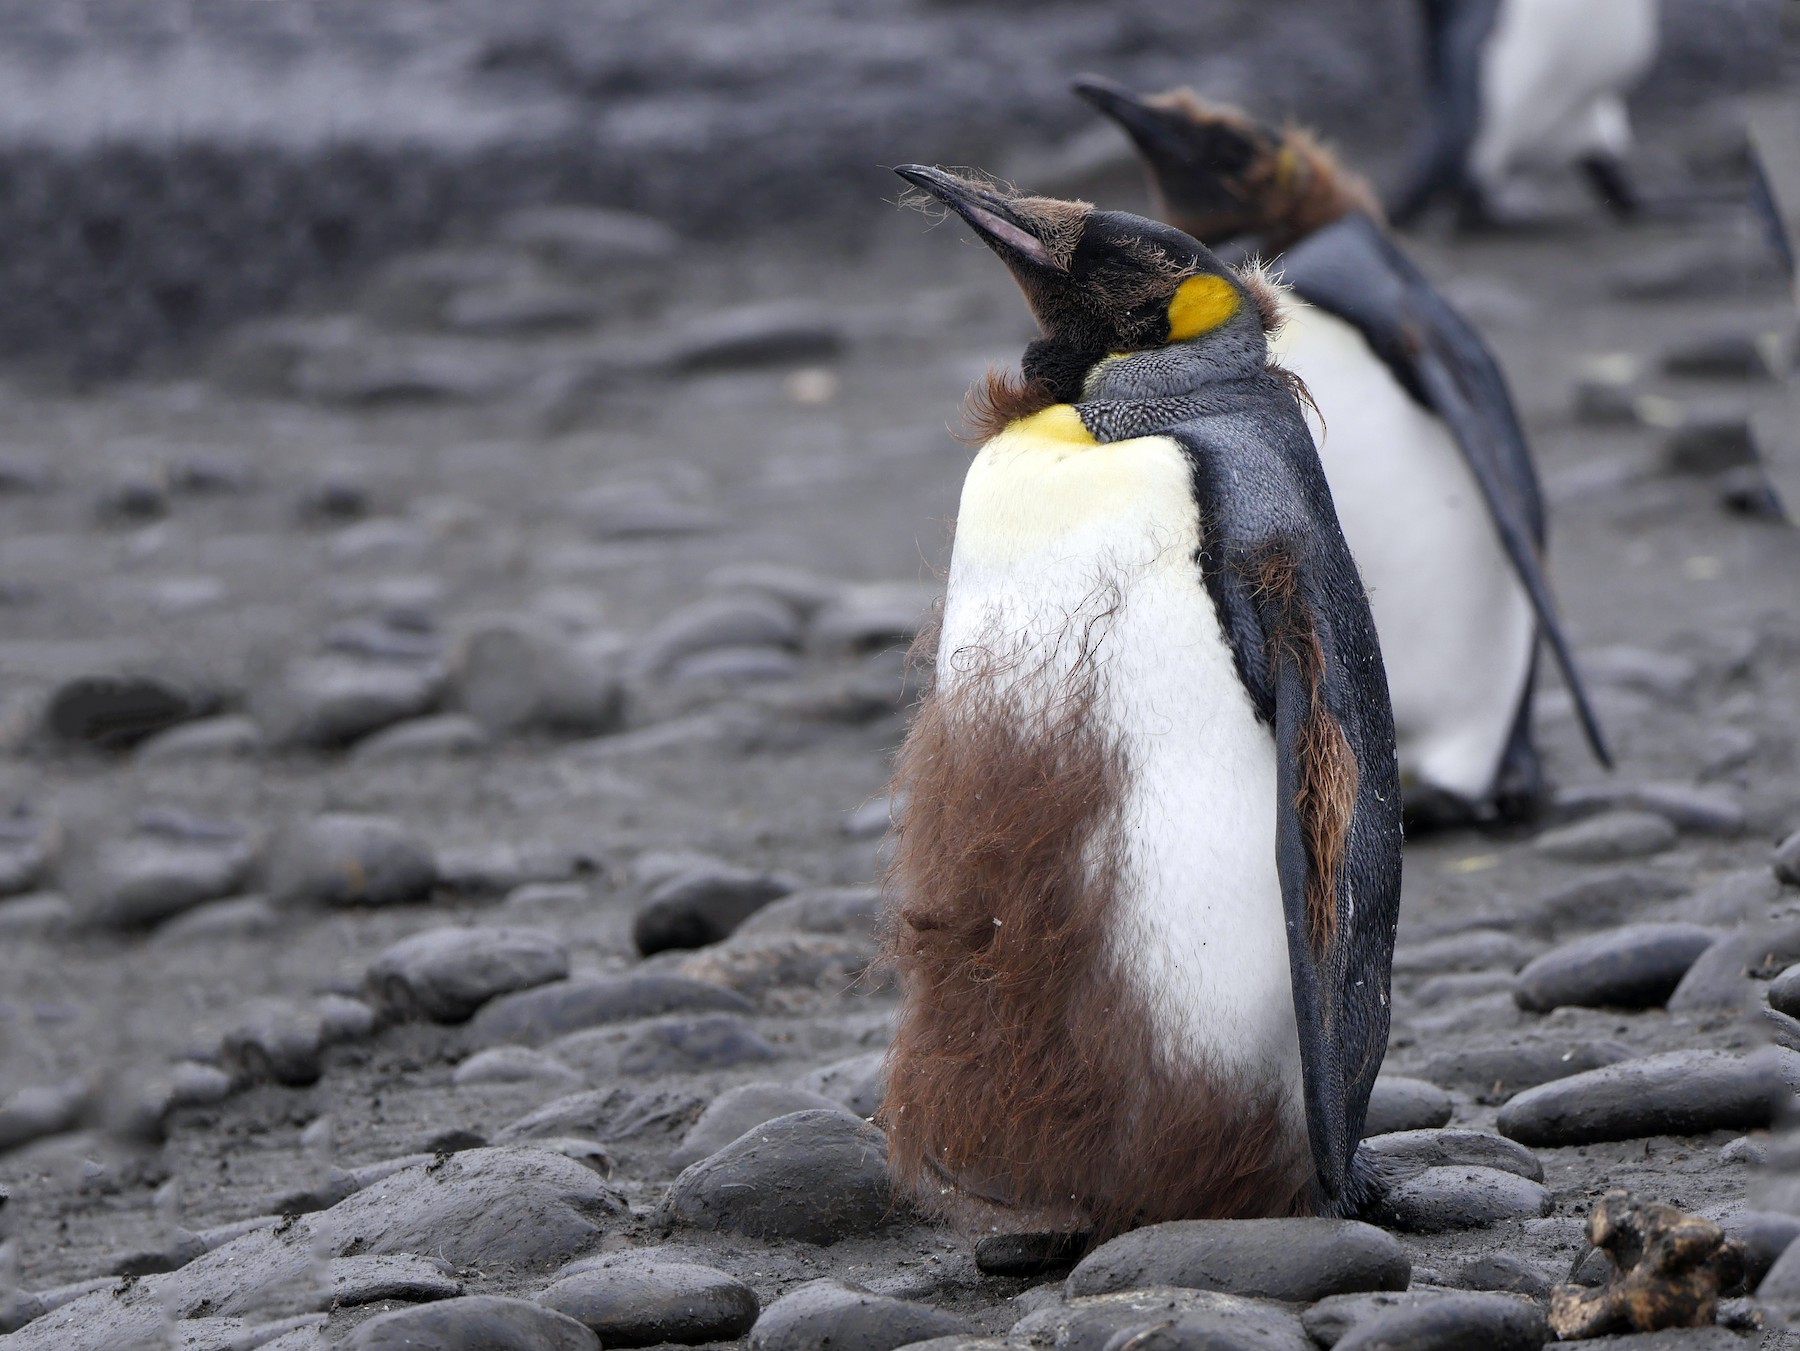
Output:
[
  {"xmin": 1166, "ymin": 274, "xmax": 1240, "ymax": 341},
  {"xmin": 1006, "ymin": 402, "xmax": 1096, "ymax": 445}
]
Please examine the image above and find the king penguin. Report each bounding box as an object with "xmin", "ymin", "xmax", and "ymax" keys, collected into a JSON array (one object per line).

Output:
[
  {"xmin": 1388, "ymin": 0, "xmax": 1660, "ymax": 226},
  {"xmin": 1073, "ymin": 79, "xmax": 1611, "ymax": 826},
  {"xmin": 881, "ymin": 165, "xmax": 1401, "ymax": 1238}
]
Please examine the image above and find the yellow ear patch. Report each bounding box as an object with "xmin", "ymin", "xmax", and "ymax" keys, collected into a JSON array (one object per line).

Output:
[{"xmin": 1166, "ymin": 274, "xmax": 1240, "ymax": 341}]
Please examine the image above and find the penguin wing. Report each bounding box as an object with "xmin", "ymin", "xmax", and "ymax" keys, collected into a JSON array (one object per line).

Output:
[{"xmin": 1280, "ymin": 214, "xmax": 1611, "ymax": 768}]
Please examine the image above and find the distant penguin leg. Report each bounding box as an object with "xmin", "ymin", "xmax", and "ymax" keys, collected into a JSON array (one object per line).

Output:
[
  {"xmin": 1491, "ymin": 651, "xmax": 1547, "ymax": 824},
  {"xmin": 1579, "ymin": 153, "xmax": 1642, "ymax": 219}
]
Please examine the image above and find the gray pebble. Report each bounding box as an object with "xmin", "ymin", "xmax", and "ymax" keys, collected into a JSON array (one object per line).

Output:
[
  {"xmin": 0, "ymin": 1079, "xmax": 88, "ymax": 1151},
  {"xmin": 1512, "ymin": 922, "xmax": 1718, "ymax": 1012},
  {"xmin": 498, "ymin": 204, "xmax": 679, "ymax": 274},
  {"xmin": 1682, "ymin": 869, "xmax": 1784, "ymax": 926},
  {"xmin": 1418, "ymin": 1037, "xmax": 1633, "ymax": 1103},
  {"xmin": 1067, "ymin": 1218, "xmax": 1410, "ymax": 1301},
  {"xmin": 1375, "ymin": 1165, "xmax": 1552, "ymax": 1232},
  {"xmin": 315, "ymin": 993, "xmax": 377, "ymax": 1045},
  {"xmin": 151, "ymin": 895, "xmax": 278, "ymax": 943},
  {"xmin": 43, "ymin": 672, "xmax": 208, "ymax": 750},
  {"xmin": 677, "ymin": 931, "xmax": 876, "ymax": 997},
  {"xmin": 495, "ymin": 1086, "xmax": 708, "ymax": 1145},
  {"xmin": 501, "ymin": 881, "xmax": 592, "ymax": 920},
  {"xmin": 1580, "ymin": 645, "xmax": 1701, "ymax": 701},
  {"xmin": 133, "ymin": 713, "xmax": 264, "ymax": 763},
  {"xmin": 347, "ymin": 1296, "xmax": 598, "ymax": 1351},
  {"xmin": 631, "ymin": 594, "xmax": 801, "ymax": 677},
  {"xmin": 366, "ymin": 925, "xmax": 569, "ymax": 1023},
  {"xmin": 349, "ymin": 713, "xmax": 488, "ymax": 762},
  {"xmin": 737, "ymin": 885, "xmax": 881, "ymax": 937},
  {"xmin": 256, "ymin": 656, "xmax": 442, "ymax": 748},
  {"xmin": 801, "ymin": 1051, "xmax": 885, "ymax": 1117},
  {"xmin": 110, "ymin": 1229, "xmax": 209, "ymax": 1277},
  {"xmin": 221, "ymin": 998, "xmax": 325, "ymax": 1087},
  {"xmin": 660, "ymin": 1109, "xmax": 892, "ymax": 1243},
  {"xmin": 1363, "ymin": 1076, "xmax": 1453, "ymax": 1135},
  {"xmin": 1668, "ymin": 920, "xmax": 1800, "ymax": 1011},
  {"xmin": 0, "ymin": 1290, "xmax": 46, "ymax": 1334},
  {"xmin": 267, "ymin": 813, "xmax": 437, "ymax": 908},
  {"xmin": 539, "ymin": 1258, "xmax": 758, "ymax": 1346},
  {"xmin": 469, "ymin": 972, "xmax": 753, "ymax": 1047},
  {"xmin": 1553, "ymin": 781, "xmax": 1746, "ymax": 836},
  {"xmin": 1391, "ymin": 930, "xmax": 1542, "ymax": 976},
  {"xmin": 0, "ymin": 892, "xmax": 73, "ymax": 938},
  {"xmin": 751, "ymin": 1280, "xmax": 972, "ymax": 1351},
  {"xmin": 670, "ymin": 644, "xmax": 800, "ymax": 688},
  {"xmin": 808, "ymin": 582, "xmax": 938, "ymax": 655},
  {"xmin": 84, "ymin": 836, "xmax": 254, "ymax": 928},
  {"xmin": 1013, "ymin": 1289, "xmax": 1312, "ymax": 1351},
  {"xmin": 671, "ymin": 1082, "xmax": 846, "ymax": 1167},
  {"xmin": 1534, "ymin": 810, "xmax": 1677, "ymax": 863},
  {"xmin": 1661, "ymin": 329, "xmax": 1777, "ymax": 379},
  {"xmin": 1530, "ymin": 869, "xmax": 1690, "ymax": 932},
  {"xmin": 1360, "ymin": 1129, "xmax": 1542, "ymax": 1182},
  {"xmin": 633, "ymin": 864, "xmax": 798, "ymax": 955},
  {"xmin": 1770, "ymin": 964, "xmax": 1800, "ymax": 1017},
  {"xmin": 437, "ymin": 840, "xmax": 591, "ymax": 897},
  {"xmin": 551, "ymin": 1012, "xmax": 779, "ymax": 1076},
  {"xmin": 453, "ymin": 618, "xmax": 623, "ymax": 735},
  {"xmin": 1450, "ymin": 1253, "xmax": 1553, "ymax": 1298},
  {"xmin": 1719, "ymin": 1135, "xmax": 1766, "ymax": 1165},
  {"xmin": 1723, "ymin": 1211, "xmax": 1800, "ymax": 1292},
  {"xmin": 973, "ymin": 1232, "xmax": 1089, "ymax": 1276},
  {"xmin": 0, "ymin": 839, "xmax": 46, "ymax": 899},
  {"xmin": 452, "ymin": 1045, "xmax": 582, "ymax": 1088},
  {"xmin": 572, "ymin": 480, "xmax": 721, "ymax": 541},
  {"xmin": 1496, "ymin": 1047, "xmax": 1794, "ymax": 1145},
  {"xmin": 326, "ymin": 616, "xmax": 444, "ymax": 662},
  {"xmin": 1309, "ymin": 1291, "xmax": 1546, "ymax": 1351},
  {"xmin": 705, "ymin": 562, "xmax": 842, "ymax": 617},
  {"xmin": 1411, "ymin": 971, "xmax": 1518, "ymax": 1007},
  {"xmin": 665, "ymin": 301, "xmax": 843, "ymax": 372},
  {"xmin": 1776, "ymin": 828, "xmax": 1800, "ymax": 886}
]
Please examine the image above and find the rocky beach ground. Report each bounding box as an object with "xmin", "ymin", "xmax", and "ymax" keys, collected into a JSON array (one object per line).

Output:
[{"xmin": 0, "ymin": 8, "xmax": 1798, "ymax": 1349}]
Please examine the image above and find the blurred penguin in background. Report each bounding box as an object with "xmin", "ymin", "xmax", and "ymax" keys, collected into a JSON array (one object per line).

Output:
[
  {"xmin": 1074, "ymin": 79, "xmax": 1611, "ymax": 827},
  {"xmin": 1388, "ymin": 0, "xmax": 1660, "ymax": 227}
]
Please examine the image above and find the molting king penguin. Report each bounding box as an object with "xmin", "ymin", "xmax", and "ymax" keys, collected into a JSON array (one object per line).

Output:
[
  {"xmin": 1388, "ymin": 0, "xmax": 1660, "ymax": 226},
  {"xmin": 1073, "ymin": 78, "xmax": 1611, "ymax": 826},
  {"xmin": 881, "ymin": 165, "xmax": 1402, "ymax": 1237}
]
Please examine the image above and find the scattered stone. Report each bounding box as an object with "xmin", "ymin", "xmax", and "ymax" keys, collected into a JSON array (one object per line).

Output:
[
  {"xmin": 267, "ymin": 813, "xmax": 437, "ymax": 908},
  {"xmin": 1683, "ymin": 869, "xmax": 1784, "ymax": 926},
  {"xmin": 801, "ymin": 1051, "xmax": 885, "ymax": 1117},
  {"xmin": 95, "ymin": 469, "xmax": 169, "ymax": 522},
  {"xmin": 83, "ymin": 835, "xmax": 254, "ymax": 928},
  {"xmin": 539, "ymin": 1257, "xmax": 757, "ymax": 1346},
  {"xmin": 1770, "ymin": 964, "xmax": 1800, "ymax": 1017},
  {"xmin": 1664, "ymin": 413, "xmax": 1757, "ymax": 476},
  {"xmin": 1554, "ymin": 782, "xmax": 1746, "ymax": 836},
  {"xmin": 572, "ymin": 479, "xmax": 721, "ymax": 540},
  {"xmin": 809, "ymin": 582, "xmax": 937, "ymax": 655},
  {"xmin": 221, "ymin": 998, "xmax": 326, "ymax": 1086},
  {"xmin": 551, "ymin": 1013, "xmax": 779, "ymax": 1077},
  {"xmin": 1418, "ymin": 1038, "xmax": 1633, "ymax": 1103},
  {"xmin": 633, "ymin": 865, "xmax": 798, "ymax": 955},
  {"xmin": 315, "ymin": 993, "xmax": 378, "ymax": 1044},
  {"xmin": 750, "ymin": 1280, "xmax": 972, "ymax": 1351},
  {"xmin": 1376, "ymin": 1165, "xmax": 1553, "ymax": 1232},
  {"xmin": 1661, "ymin": 329, "xmax": 1777, "ymax": 379},
  {"xmin": 133, "ymin": 713, "xmax": 265, "ymax": 763},
  {"xmin": 1363, "ymin": 1076, "xmax": 1454, "ymax": 1135},
  {"xmin": 1360, "ymin": 1129, "xmax": 1543, "ymax": 1182},
  {"xmin": 1391, "ymin": 930, "xmax": 1542, "ymax": 976},
  {"xmin": 0, "ymin": 891, "xmax": 72, "ymax": 937},
  {"xmin": 0, "ymin": 1290, "xmax": 46, "ymax": 1334},
  {"xmin": 150, "ymin": 894, "xmax": 278, "ymax": 944},
  {"xmin": 1012, "ymin": 1288, "xmax": 1313, "ymax": 1351},
  {"xmin": 670, "ymin": 644, "xmax": 799, "ymax": 688},
  {"xmin": 326, "ymin": 616, "xmax": 445, "ymax": 662},
  {"xmin": 255, "ymin": 656, "xmax": 442, "ymax": 748},
  {"xmin": 1775, "ymin": 828, "xmax": 1800, "ymax": 886},
  {"xmin": 445, "ymin": 281, "xmax": 599, "ymax": 335},
  {"xmin": 1496, "ymin": 1048, "xmax": 1792, "ymax": 1145},
  {"xmin": 671, "ymin": 1082, "xmax": 846, "ymax": 1168},
  {"xmin": 1531, "ymin": 869, "xmax": 1691, "ymax": 932},
  {"xmin": 1535, "ymin": 810, "xmax": 1677, "ymax": 863},
  {"xmin": 350, "ymin": 713, "xmax": 489, "ymax": 762},
  {"xmin": 705, "ymin": 561, "xmax": 842, "ymax": 616},
  {"xmin": 111, "ymin": 1229, "xmax": 209, "ymax": 1277},
  {"xmin": 436, "ymin": 841, "xmax": 591, "ymax": 897},
  {"xmin": 366, "ymin": 926, "xmax": 569, "ymax": 1023},
  {"xmin": 1668, "ymin": 921, "xmax": 1800, "ymax": 1011},
  {"xmin": 678, "ymin": 931, "xmax": 875, "ymax": 997},
  {"xmin": 348, "ymin": 1296, "xmax": 598, "ymax": 1350},
  {"xmin": 665, "ymin": 301, "xmax": 843, "ymax": 371},
  {"xmin": 0, "ymin": 1079, "xmax": 88, "ymax": 1151},
  {"xmin": 736, "ymin": 886, "xmax": 881, "ymax": 937},
  {"xmin": 1412, "ymin": 971, "xmax": 1518, "ymax": 1006},
  {"xmin": 495, "ymin": 1086, "xmax": 708, "ymax": 1145},
  {"xmin": 453, "ymin": 1045, "xmax": 583, "ymax": 1088},
  {"xmin": 630, "ymin": 594, "xmax": 801, "ymax": 677},
  {"xmin": 1718, "ymin": 1136, "xmax": 1766, "ymax": 1166},
  {"xmin": 43, "ymin": 672, "xmax": 209, "ymax": 749},
  {"xmin": 453, "ymin": 618, "xmax": 624, "ymax": 735},
  {"xmin": 1453, "ymin": 1254, "xmax": 1554, "ymax": 1298},
  {"xmin": 660, "ymin": 1109, "xmax": 893, "ymax": 1243},
  {"xmin": 1311, "ymin": 1291, "xmax": 1547, "ymax": 1351},
  {"xmin": 498, "ymin": 204, "xmax": 680, "ymax": 274},
  {"xmin": 1722, "ymin": 1211, "xmax": 1800, "ymax": 1292},
  {"xmin": 974, "ymin": 1231, "xmax": 1089, "ymax": 1276},
  {"xmin": 1513, "ymin": 923, "xmax": 1719, "ymax": 1012},
  {"xmin": 471, "ymin": 972, "xmax": 752, "ymax": 1047},
  {"xmin": 1581, "ymin": 646, "xmax": 1700, "ymax": 702},
  {"xmin": 1067, "ymin": 1218, "xmax": 1410, "ymax": 1301}
]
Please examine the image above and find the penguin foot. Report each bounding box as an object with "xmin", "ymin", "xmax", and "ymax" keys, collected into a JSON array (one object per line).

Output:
[
  {"xmin": 1400, "ymin": 784, "xmax": 1492, "ymax": 835},
  {"xmin": 1343, "ymin": 1145, "xmax": 1403, "ymax": 1224},
  {"xmin": 1579, "ymin": 155, "xmax": 1642, "ymax": 220}
]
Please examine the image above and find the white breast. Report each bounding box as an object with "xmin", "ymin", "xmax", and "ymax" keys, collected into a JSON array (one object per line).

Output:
[
  {"xmin": 941, "ymin": 415, "xmax": 1303, "ymax": 1101},
  {"xmin": 1271, "ymin": 301, "xmax": 1534, "ymax": 801},
  {"xmin": 1471, "ymin": 0, "xmax": 1660, "ymax": 183}
]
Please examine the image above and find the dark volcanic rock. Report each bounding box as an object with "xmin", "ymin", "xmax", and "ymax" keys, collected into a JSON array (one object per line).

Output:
[
  {"xmin": 348, "ymin": 1296, "xmax": 598, "ymax": 1350},
  {"xmin": 803, "ymin": 1051, "xmax": 885, "ymax": 1117},
  {"xmin": 0, "ymin": 1289, "xmax": 46, "ymax": 1333},
  {"xmin": 660, "ymin": 1109, "xmax": 893, "ymax": 1244},
  {"xmin": 1724, "ymin": 1211, "xmax": 1800, "ymax": 1292},
  {"xmin": 469, "ymin": 971, "xmax": 753, "ymax": 1046},
  {"xmin": 540, "ymin": 1257, "xmax": 758, "ymax": 1345},
  {"xmin": 1496, "ymin": 1048, "xmax": 1793, "ymax": 1145},
  {"xmin": 1390, "ymin": 930, "xmax": 1542, "ymax": 975},
  {"xmin": 1012, "ymin": 1289, "xmax": 1313, "ymax": 1351},
  {"xmin": 974, "ymin": 1231, "xmax": 1089, "ymax": 1276},
  {"xmin": 551, "ymin": 1012, "xmax": 779, "ymax": 1076},
  {"xmin": 633, "ymin": 865, "xmax": 798, "ymax": 954},
  {"xmin": 736, "ymin": 885, "xmax": 881, "ymax": 937},
  {"xmin": 221, "ymin": 997, "xmax": 326, "ymax": 1086},
  {"xmin": 665, "ymin": 302, "xmax": 844, "ymax": 372},
  {"xmin": 1307, "ymin": 1291, "xmax": 1547, "ymax": 1351},
  {"xmin": 1452, "ymin": 1253, "xmax": 1554, "ymax": 1298},
  {"xmin": 0, "ymin": 1079, "xmax": 88, "ymax": 1151},
  {"xmin": 267, "ymin": 812, "xmax": 437, "ymax": 907},
  {"xmin": 365, "ymin": 925, "xmax": 569, "ymax": 1022},
  {"xmin": 1418, "ymin": 1037, "xmax": 1634, "ymax": 1103},
  {"xmin": 1375, "ymin": 1165, "xmax": 1553, "ymax": 1232},
  {"xmin": 677, "ymin": 931, "xmax": 875, "ymax": 996},
  {"xmin": 257, "ymin": 655, "xmax": 442, "ymax": 747},
  {"xmin": 750, "ymin": 1280, "xmax": 972, "ymax": 1351},
  {"xmin": 44, "ymin": 672, "xmax": 209, "ymax": 749},
  {"xmin": 630, "ymin": 593, "xmax": 802, "ymax": 676},
  {"xmin": 1533, "ymin": 809, "xmax": 1677, "ymax": 862},
  {"xmin": 1067, "ymin": 1218, "xmax": 1410, "ymax": 1301},
  {"xmin": 1363, "ymin": 1076, "xmax": 1454, "ymax": 1135},
  {"xmin": 1531, "ymin": 869, "xmax": 1690, "ymax": 932},
  {"xmin": 1769, "ymin": 964, "xmax": 1800, "ymax": 1017},
  {"xmin": 1359, "ymin": 1129, "xmax": 1543, "ymax": 1182},
  {"xmin": 1512, "ymin": 923, "xmax": 1718, "ymax": 1012},
  {"xmin": 1776, "ymin": 828, "xmax": 1800, "ymax": 885},
  {"xmin": 1553, "ymin": 781, "xmax": 1746, "ymax": 836},
  {"xmin": 1668, "ymin": 921, "xmax": 1800, "ymax": 1011},
  {"xmin": 453, "ymin": 617, "xmax": 623, "ymax": 735},
  {"xmin": 495, "ymin": 1086, "xmax": 708, "ymax": 1144},
  {"xmin": 671, "ymin": 1082, "xmax": 845, "ymax": 1168},
  {"xmin": 84, "ymin": 836, "xmax": 254, "ymax": 928}
]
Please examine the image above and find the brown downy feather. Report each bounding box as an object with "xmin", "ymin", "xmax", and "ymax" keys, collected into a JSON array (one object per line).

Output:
[
  {"xmin": 880, "ymin": 612, "xmax": 1312, "ymax": 1241},
  {"xmin": 961, "ymin": 366, "xmax": 1059, "ymax": 444}
]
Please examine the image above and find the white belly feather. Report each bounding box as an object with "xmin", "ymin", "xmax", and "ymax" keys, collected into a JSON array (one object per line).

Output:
[
  {"xmin": 940, "ymin": 413, "xmax": 1304, "ymax": 1106},
  {"xmin": 1271, "ymin": 300, "xmax": 1534, "ymax": 801}
]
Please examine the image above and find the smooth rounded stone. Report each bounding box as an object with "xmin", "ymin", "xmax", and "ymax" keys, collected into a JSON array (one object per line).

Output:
[
  {"xmin": 0, "ymin": 891, "xmax": 73, "ymax": 938},
  {"xmin": 221, "ymin": 998, "xmax": 325, "ymax": 1086},
  {"xmin": 327, "ymin": 616, "xmax": 445, "ymax": 662},
  {"xmin": 0, "ymin": 839, "xmax": 46, "ymax": 899},
  {"xmin": 1363, "ymin": 1077, "xmax": 1453, "ymax": 1135},
  {"xmin": 1534, "ymin": 810, "xmax": 1677, "ymax": 863},
  {"xmin": 0, "ymin": 1289, "xmax": 46, "ymax": 1333},
  {"xmin": 1067, "ymin": 1219, "xmax": 1410, "ymax": 1301},
  {"xmin": 665, "ymin": 301, "xmax": 844, "ymax": 371},
  {"xmin": 1390, "ymin": 930, "xmax": 1543, "ymax": 976},
  {"xmin": 266, "ymin": 813, "xmax": 437, "ymax": 908},
  {"xmin": 1013, "ymin": 1289, "xmax": 1313, "ymax": 1351},
  {"xmin": 1417, "ymin": 1037, "xmax": 1633, "ymax": 1103},
  {"xmin": 1668, "ymin": 921, "xmax": 1800, "ymax": 1011},
  {"xmin": 1375, "ymin": 1165, "xmax": 1553, "ymax": 1232},
  {"xmin": 0, "ymin": 1078, "xmax": 88, "ymax": 1151},
  {"xmin": 502, "ymin": 881, "xmax": 593, "ymax": 921},
  {"xmin": 1776, "ymin": 829, "xmax": 1800, "ymax": 886},
  {"xmin": 661, "ymin": 1109, "xmax": 892, "ymax": 1243},
  {"xmin": 1451, "ymin": 1253, "xmax": 1554, "ymax": 1298},
  {"xmin": 678, "ymin": 931, "xmax": 876, "ymax": 996},
  {"xmin": 111, "ymin": 1227, "xmax": 210, "ymax": 1277},
  {"xmin": 1306, "ymin": 1291, "xmax": 1545, "ymax": 1351},
  {"xmin": 452, "ymin": 1044, "xmax": 583, "ymax": 1089},
  {"xmin": 630, "ymin": 594, "xmax": 802, "ymax": 678},
  {"xmin": 540, "ymin": 1259, "xmax": 757, "ymax": 1345},
  {"xmin": 1360, "ymin": 1129, "xmax": 1543, "ymax": 1182},
  {"xmin": 42, "ymin": 672, "xmax": 208, "ymax": 749},
  {"xmin": 705, "ymin": 561, "xmax": 842, "ymax": 617},
  {"xmin": 348, "ymin": 1296, "xmax": 598, "ymax": 1351},
  {"xmin": 494, "ymin": 1086, "xmax": 708, "ymax": 1145},
  {"xmin": 1411, "ymin": 971, "xmax": 1518, "ymax": 1007},
  {"xmin": 83, "ymin": 836, "xmax": 253, "ymax": 928},
  {"xmin": 133, "ymin": 713, "xmax": 265, "ymax": 763},
  {"xmin": 551, "ymin": 1012, "xmax": 779, "ymax": 1076},
  {"xmin": 1551, "ymin": 1333, "xmax": 1758, "ymax": 1349},
  {"xmin": 670, "ymin": 1082, "xmax": 844, "ymax": 1168},
  {"xmin": 633, "ymin": 865, "xmax": 798, "ymax": 955},
  {"xmin": 670, "ymin": 644, "xmax": 800, "ymax": 687},
  {"xmin": 1496, "ymin": 1048, "xmax": 1791, "ymax": 1145},
  {"xmin": 737, "ymin": 885, "xmax": 881, "ymax": 938},
  {"xmin": 316, "ymin": 993, "xmax": 378, "ymax": 1045},
  {"xmin": 438, "ymin": 841, "xmax": 591, "ymax": 897},
  {"xmin": 1513, "ymin": 923, "xmax": 1718, "ymax": 1012},
  {"xmin": 349, "ymin": 712, "xmax": 488, "ymax": 762},
  {"xmin": 469, "ymin": 972, "xmax": 752, "ymax": 1047},
  {"xmin": 1770, "ymin": 965, "xmax": 1800, "ymax": 1017},
  {"xmin": 151, "ymin": 894, "xmax": 278, "ymax": 943},
  {"xmin": 1580, "ymin": 645, "xmax": 1700, "ymax": 701},
  {"xmin": 808, "ymin": 581, "xmax": 938, "ymax": 655},
  {"xmin": 572, "ymin": 480, "xmax": 722, "ymax": 540},
  {"xmin": 498, "ymin": 204, "xmax": 680, "ymax": 273},
  {"xmin": 751, "ymin": 1280, "xmax": 971, "ymax": 1351},
  {"xmin": 1553, "ymin": 782, "xmax": 1747, "ymax": 837},
  {"xmin": 453, "ymin": 618, "xmax": 623, "ymax": 735},
  {"xmin": 1531, "ymin": 869, "xmax": 1691, "ymax": 932},
  {"xmin": 1723, "ymin": 1211, "xmax": 1800, "ymax": 1292},
  {"xmin": 801, "ymin": 1051, "xmax": 885, "ymax": 1117},
  {"xmin": 366, "ymin": 925, "xmax": 570, "ymax": 1023},
  {"xmin": 1684, "ymin": 869, "xmax": 1784, "ymax": 926},
  {"xmin": 255, "ymin": 656, "xmax": 442, "ymax": 748},
  {"xmin": 974, "ymin": 1231, "xmax": 1090, "ymax": 1276}
]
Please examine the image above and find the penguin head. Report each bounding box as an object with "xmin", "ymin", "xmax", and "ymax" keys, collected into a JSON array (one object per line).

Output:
[{"xmin": 894, "ymin": 163, "xmax": 1274, "ymax": 404}]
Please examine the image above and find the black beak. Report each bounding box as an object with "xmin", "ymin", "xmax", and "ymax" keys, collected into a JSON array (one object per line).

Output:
[
  {"xmin": 893, "ymin": 164, "xmax": 1068, "ymax": 275},
  {"xmin": 1070, "ymin": 75, "xmax": 1191, "ymax": 168}
]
